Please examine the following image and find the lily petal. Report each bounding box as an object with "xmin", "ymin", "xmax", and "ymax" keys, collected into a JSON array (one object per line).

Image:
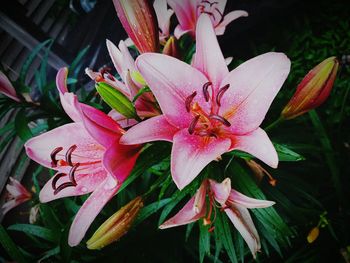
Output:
[
  {"xmin": 215, "ymin": 10, "xmax": 249, "ymax": 35},
  {"xmin": 120, "ymin": 115, "xmax": 178, "ymax": 144},
  {"xmin": 25, "ymin": 123, "xmax": 103, "ymax": 170},
  {"xmin": 39, "ymin": 171, "xmax": 107, "ymax": 202},
  {"xmin": 108, "ymin": 110, "xmax": 138, "ymax": 128},
  {"xmin": 209, "ymin": 178, "xmax": 231, "ymax": 205},
  {"xmin": 68, "ymin": 176, "xmax": 119, "ymax": 246},
  {"xmin": 193, "ymin": 14, "xmax": 228, "ymax": 90},
  {"xmin": 103, "ymin": 142, "xmax": 141, "ymax": 183},
  {"xmin": 154, "ymin": 0, "xmax": 174, "ymax": 39},
  {"xmin": 167, "ymin": 0, "xmax": 197, "ymax": 37},
  {"xmin": 0, "ymin": 71, "xmax": 20, "ymax": 102},
  {"xmin": 224, "ymin": 203, "xmax": 260, "ymax": 258},
  {"xmin": 136, "ymin": 53, "xmax": 208, "ymax": 128},
  {"xmin": 230, "ymin": 190, "xmax": 275, "ymax": 208},
  {"xmin": 171, "ymin": 129, "xmax": 231, "ymax": 190},
  {"xmin": 231, "ymin": 128, "xmax": 278, "ymax": 168},
  {"xmin": 79, "ymin": 104, "xmax": 123, "ymax": 148},
  {"xmin": 56, "ymin": 68, "xmax": 82, "ymax": 123},
  {"xmin": 220, "ymin": 52, "xmax": 291, "ymax": 134},
  {"xmin": 159, "ymin": 181, "xmax": 207, "ymax": 229}
]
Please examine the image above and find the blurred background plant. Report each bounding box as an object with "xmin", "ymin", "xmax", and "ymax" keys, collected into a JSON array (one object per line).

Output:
[{"xmin": 0, "ymin": 0, "xmax": 349, "ymax": 262}]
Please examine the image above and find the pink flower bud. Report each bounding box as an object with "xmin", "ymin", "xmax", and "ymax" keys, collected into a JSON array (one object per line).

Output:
[
  {"xmin": 112, "ymin": 0, "xmax": 160, "ymax": 53},
  {"xmin": 0, "ymin": 71, "xmax": 20, "ymax": 102},
  {"xmin": 282, "ymin": 57, "xmax": 339, "ymax": 119}
]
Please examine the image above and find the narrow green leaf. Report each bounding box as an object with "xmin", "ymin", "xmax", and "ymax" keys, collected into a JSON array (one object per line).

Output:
[
  {"xmin": 96, "ymin": 82, "xmax": 137, "ymax": 119},
  {"xmin": 69, "ymin": 46, "xmax": 90, "ymax": 74},
  {"xmin": 38, "ymin": 247, "xmax": 60, "ymax": 262},
  {"xmin": 185, "ymin": 222, "xmax": 195, "ymax": 241},
  {"xmin": 215, "ymin": 212, "xmax": 237, "ymax": 263},
  {"xmin": 0, "ymin": 224, "xmax": 27, "ymax": 263},
  {"xmin": 19, "ymin": 39, "xmax": 53, "ymax": 86},
  {"xmin": 134, "ymin": 198, "xmax": 171, "ymax": 225},
  {"xmin": 14, "ymin": 109, "xmax": 33, "ymax": 142},
  {"xmin": 8, "ymin": 224, "xmax": 56, "ymax": 242},
  {"xmin": 273, "ymin": 143, "xmax": 305, "ymax": 161},
  {"xmin": 199, "ymin": 222, "xmax": 210, "ymax": 263}
]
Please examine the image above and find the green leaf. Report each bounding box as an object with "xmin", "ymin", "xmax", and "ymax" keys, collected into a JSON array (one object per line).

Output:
[
  {"xmin": 118, "ymin": 142, "xmax": 171, "ymax": 193},
  {"xmin": 69, "ymin": 46, "xmax": 90, "ymax": 74},
  {"xmin": 134, "ymin": 198, "xmax": 171, "ymax": 225},
  {"xmin": 38, "ymin": 247, "xmax": 60, "ymax": 262},
  {"xmin": 273, "ymin": 143, "xmax": 305, "ymax": 161},
  {"xmin": 14, "ymin": 109, "xmax": 33, "ymax": 142},
  {"xmin": 8, "ymin": 224, "xmax": 57, "ymax": 243},
  {"xmin": 215, "ymin": 212, "xmax": 237, "ymax": 263},
  {"xmin": 0, "ymin": 225, "xmax": 27, "ymax": 263},
  {"xmin": 96, "ymin": 82, "xmax": 137, "ymax": 119},
  {"xmin": 19, "ymin": 39, "xmax": 53, "ymax": 87},
  {"xmin": 0, "ymin": 121, "xmax": 14, "ymax": 136},
  {"xmin": 199, "ymin": 222, "xmax": 210, "ymax": 263},
  {"xmin": 185, "ymin": 222, "xmax": 195, "ymax": 241}
]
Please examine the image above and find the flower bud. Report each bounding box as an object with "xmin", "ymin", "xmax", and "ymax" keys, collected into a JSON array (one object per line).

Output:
[
  {"xmin": 307, "ymin": 226, "xmax": 319, "ymax": 243},
  {"xmin": 0, "ymin": 71, "xmax": 20, "ymax": 102},
  {"xmin": 96, "ymin": 82, "xmax": 137, "ymax": 119},
  {"xmin": 112, "ymin": 0, "xmax": 160, "ymax": 53},
  {"xmin": 87, "ymin": 196, "xmax": 143, "ymax": 250},
  {"xmin": 162, "ymin": 37, "xmax": 181, "ymax": 59},
  {"xmin": 281, "ymin": 57, "xmax": 339, "ymax": 119}
]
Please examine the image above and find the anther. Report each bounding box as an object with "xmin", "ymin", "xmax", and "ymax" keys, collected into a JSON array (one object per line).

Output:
[
  {"xmin": 202, "ymin": 82, "xmax": 212, "ymax": 102},
  {"xmin": 54, "ymin": 182, "xmax": 76, "ymax": 195},
  {"xmin": 185, "ymin": 91, "xmax": 197, "ymax": 112},
  {"xmin": 69, "ymin": 163, "xmax": 80, "ymax": 185},
  {"xmin": 216, "ymin": 84, "xmax": 230, "ymax": 106},
  {"xmin": 52, "ymin": 173, "xmax": 67, "ymax": 190},
  {"xmin": 188, "ymin": 115, "xmax": 200, "ymax": 134},
  {"xmin": 50, "ymin": 147, "xmax": 63, "ymax": 167},
  {"xmin": 209, "ymin": 114, "xmax": 231, "ymax": 127},
  {"xmin": 65, "ymin": 145, "xmax": 77, "ymax": 166}
]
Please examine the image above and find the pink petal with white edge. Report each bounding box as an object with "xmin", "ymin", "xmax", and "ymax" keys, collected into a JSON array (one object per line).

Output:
[
  {"xmin": 68, "ymin": 176, "xmax": 119, "ymax": 246},
  {"xmin": 215, "ymin": 10, "xmax": 249, "ymax": 35},
  {"xmin": 209, "ymin": 178, "xmax": 231, "ymax": 205},
  {"xmin": 193, "ymin": 14, "xmax": 228, "ymax": 90},
  {"xmin": 25, "ymin": 123, "xmax": 103, "ymax": 170},
  {"xmin": 171, "ymin": 129, "xmax": 231, "ymax": 190},
  {"xmin": 120, "ymin": 115, "xmax": 178, "ymax": 145},
  {"xmin": 154, "ymin": 0, "xmax": 173, "ymax": 38},
  {"xmin": 103, "ymin": 142, "xmax": 141, "ymax": 183},
  {"xmin": 225, "ymin": 203, "xmax": 260, "ymax": 258},
  {"xmin": 79, "ymin": 104, "xmax": 123, "ymax": 148},
  {"xmin": 2, "ymin": 200, "xmax": 20, "ymax": 215},
  {"xmin": 231, "ymin": 128, "xmax": 278, "ymax": 168},
  {"xmin": 39, "ymin": 171, "xmax": 107, "ymax": 202},
  {"xmin": 56, "ymin": 68, "xmax": 82, "ymax": 123},
  {"xmin": 229, "ymin": 190, "xmax": 275, "ymax": 208},
  {"xmin": 136, "ymin": 53, "xmax": 209, "ymax": 128},
  {"xmin": 159, "ymin": 182, "xmax": 207, "ymax": 229},
  {"xmin": 220, "ymin": 52, "xmax": 291, "ymax": 134}
]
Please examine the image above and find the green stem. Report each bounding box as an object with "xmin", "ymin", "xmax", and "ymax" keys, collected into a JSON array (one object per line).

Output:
[
  {"xmin": 308, "ymin": 110, "xmax": 342, "ymax": 202},
  {"xmin": 265, "ymin": 116, "xmax": 284, "ymax": 132}
]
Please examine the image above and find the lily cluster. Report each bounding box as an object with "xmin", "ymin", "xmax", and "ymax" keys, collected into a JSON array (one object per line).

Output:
[{"xmin": 13, "ymin": 0, "xmax": 338, "ymax": 259}]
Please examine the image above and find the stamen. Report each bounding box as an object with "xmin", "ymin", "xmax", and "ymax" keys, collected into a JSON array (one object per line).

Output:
[
  {"xmin": 216, "ymin": 84, "xmax": 230, "ymax": 106},
  {"xmin": 65, "ymin": 145, "xmax": 77, "ymax": 166},
  {"xmin": 69, "ymin": 163, "xmax": 80, "ymax": 185},
  {"xmin": 209, "ymin": 114, "xmax": 231, "ymax": 127},
  {"xmin": 50, "ymin": 147, "xmax": 63, "ymax": 167},
  {"xmin": 52, "ymin": 173, "xmax": 67, "ymax": 190},
  {"xmin": 214, "ymin": 7, "xmax": 224, "ymax": 23},
  {"xmin": 185, "ymin": 91, "xmax": 197, "ymax": 112},
  {"xmin": 202, "ymin": 82, "xmax": 212, "ymax": 102},
  {"xmin": 54, "ymin": 182, "xmax": 76, "ymax": 195},
  {"xmin": 188, "ymin": 115, "xmax": 200, "ymax": 134}
]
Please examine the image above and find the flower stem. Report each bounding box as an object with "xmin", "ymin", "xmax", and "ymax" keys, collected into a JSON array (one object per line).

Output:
[{"xmin": 265, "ymin": 116, "xmax": 284, "ymax": 132}]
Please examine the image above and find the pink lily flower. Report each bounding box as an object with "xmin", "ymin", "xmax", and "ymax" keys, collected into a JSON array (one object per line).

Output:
[
  {"xmin": 168, "ymin": 0, "xmax": 248, "ymax": 38},
  {"xmin": 154, "ymin": 0, "xmax": 174, "ymax": 43},
  {"xmin": 0, "ymin": 71, "xmax": 20, "ymax": 102},
  {"xmin": 2, "ymin": 177, "xmax": 32, "ymax": 215},
  {"xmin": 160, "ymin": 178, "xmax": 275, "ymax": 257},
  {"xmin": 86, "ymin": 40, "xmax": 160, "ymax": 127},
  {"xmin": 25, "ymin": 68, "xmax": 142, "ymax": 246},
  {"xmin": 121, "ymin": 14, "xmax": 290, "ymax": 190}
]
